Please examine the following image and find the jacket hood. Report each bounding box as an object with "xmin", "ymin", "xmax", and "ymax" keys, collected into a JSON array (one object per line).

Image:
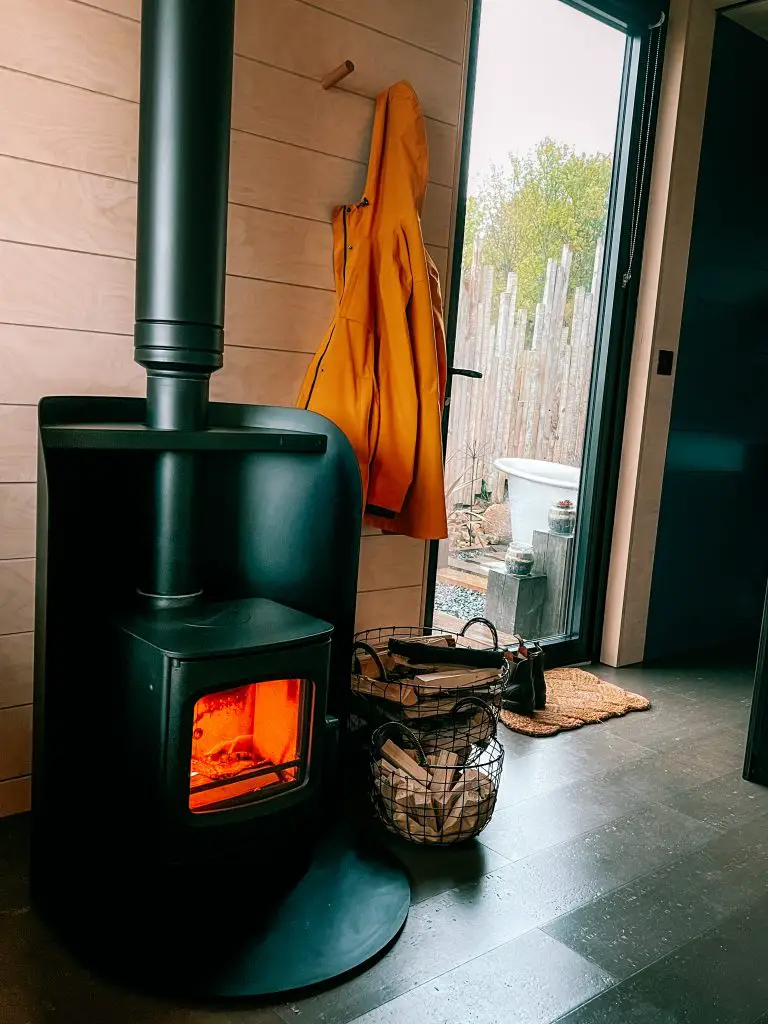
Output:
[{"xmin": 363, "ymin": 81, "xmax": 429, "ymax": 215}]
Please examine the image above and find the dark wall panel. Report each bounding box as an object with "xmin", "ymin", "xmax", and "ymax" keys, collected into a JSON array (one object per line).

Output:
[{"xmin": 645, "ymin": 17, "xmax": 768, "ymax": 660}]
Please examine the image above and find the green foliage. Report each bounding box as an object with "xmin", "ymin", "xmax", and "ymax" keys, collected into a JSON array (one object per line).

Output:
[{"xmin": 464, "ymin": 138, "xmax": 612, "ymax": 316}]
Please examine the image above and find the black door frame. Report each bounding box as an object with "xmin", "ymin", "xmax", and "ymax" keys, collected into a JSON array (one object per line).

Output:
[{"xmin": 424, "ymin": 0, "xmax": 668, "ymax": 666}]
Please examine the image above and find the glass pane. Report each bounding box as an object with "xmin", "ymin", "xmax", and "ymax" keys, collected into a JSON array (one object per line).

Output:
[
  {"xmin": 189, "ymin": 678, "xmax": 306, "ymax": 813},
  {"xmin": 436, "ymin": 0, "xmax": 626, "ymax": 644}
]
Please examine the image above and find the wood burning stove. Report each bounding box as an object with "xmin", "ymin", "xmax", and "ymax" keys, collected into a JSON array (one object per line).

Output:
[{"xmin": 31, "ymin": 0, "xmax": 409, "ymax": 996}]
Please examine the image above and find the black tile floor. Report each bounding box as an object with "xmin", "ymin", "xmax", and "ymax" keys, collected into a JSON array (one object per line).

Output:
[{"xmin": 1, "ymin": 658, "xmax": 766, "ymax": 1024}]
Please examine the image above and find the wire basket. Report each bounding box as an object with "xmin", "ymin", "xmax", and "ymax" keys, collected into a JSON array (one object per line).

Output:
[
  {"xmin": 370, "ymin": 702, "xmax": 504, "ymax": 845},
  {"xmin": 352, "ymin": 618, "xmax": 507, "ymax": 758}
]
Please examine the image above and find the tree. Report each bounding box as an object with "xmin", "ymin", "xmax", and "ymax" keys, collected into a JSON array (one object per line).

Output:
[{"xmin": 464, "ymin": 138, "xmax": 612, "ymax": 317}]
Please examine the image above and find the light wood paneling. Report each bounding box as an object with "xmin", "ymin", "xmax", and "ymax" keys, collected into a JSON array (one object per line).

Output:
[
  {"xmin": 0, "ymin": 0, "xmax": 140, "ymax": 102},
  {"xmin": 230, "ymin": 131, "xmax": 364, "ymax": 222},
  {"xmin": 0, "ymin": 241, "xmax": 134, "ymax": 335},
  {"xmin": 0, "ymin": 68, "xmax": 138, "ymax": 181},
  {"xmin": 0, "ymin": 408, "xmax": 37, "ymax": 484},
  {"xmin": 0, "ymin": 324, "xmax": 141, "ymax": 405},
  {"xmin": 225, "ymin": 276, "xmax": 334, "ymax": 354},
  {"xmin": 0, "ymin": 559, "xmax": 35, "ymax": 636},
  {"xmin": 0, "ymin": 486, "xmax": 36, "ymax": 560},
  {"xmin": 0, "ymin": 705, "xmax": 33, "ymax": 781},
  {"xmin": 304, "ymin": 0, "xmax": 467, "ymax": 62},
  {"xmin": 0, "ymin": 156, "xmax": 136, "ymax": 259},
  {"xmin": 232, "ymin": 58, "xmax": 457, "ymax": 188},
  {"xmin": 0, "ymin": 776, "xmax": 31, "ymax": 816},
  {"xmin": 0, "ymin": 633, "xmax": 33, "ymax": 709},
  {"xmin": 358, "ymin": 535, "xmax": 426, "ymax": 592},
  {"xmin": 235, "ymin": 0, "xmax": 462, "ymax": 126},
  {"xmin": 212, "ymin": 347, "xmax": 312, "ymax": 406},
  {"xmin": 229, "ymin": 133, "xmax": 452, "ymax": 247},
  {"xmin": 227, "ymin": 205, "xmax": 331, "ymax": 289},
  {"xmin": 355, "ymin": 585, "xmax": 423, "ymax": 633},
  {"xmin": 81, "ymin": 0, "xmax": 140, "ymax": 19}
]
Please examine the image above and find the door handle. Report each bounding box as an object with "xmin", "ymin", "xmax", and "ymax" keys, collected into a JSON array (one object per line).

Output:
[{"xmin": 450, "ymin": 367, "xmax": 483, "ymax": 379}]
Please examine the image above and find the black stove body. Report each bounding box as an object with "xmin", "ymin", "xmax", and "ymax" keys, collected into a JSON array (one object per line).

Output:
[{"xmin": 29, "ymin": 0, "xmax": 409, "ymax": 995}]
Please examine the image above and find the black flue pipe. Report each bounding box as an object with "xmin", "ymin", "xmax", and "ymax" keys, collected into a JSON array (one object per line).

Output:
[{"xmin": 133, "ymin": 0, "xmax": 235, "ymax": 602}]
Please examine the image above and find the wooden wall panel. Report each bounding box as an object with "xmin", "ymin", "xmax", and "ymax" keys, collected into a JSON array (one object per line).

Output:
[
  {"xmin": 0, "ymin": 776, "xmax": 31, "ymax": 817},
  {"xmin": 0, "ymin": 633, "xmax": 34, "ymax": 709},
  {"xmin": 212, "ymin": 347, "xmax": 312, "ymax": 407},
  {"xmin": 229, "ymin": 132, "xmax": 450, "ymax": 248},
  {"xmin": 227, "ymin": 205, "xmax": 331, "ymax": 289},
  {"xmin": 0, "ymin": 0, "xmax": 140, "ymax": 101},
  {"xmin": 0, "ymin": 0, "xmax": 469, "ymax": 815},
  {"xmin": 0, "ymin": 408, "xmax": 37, "ymax": 484},
  {"xmin": 0, "ymin": 325, "xmax": 141, "ymax": 405},
  {"xmin": 232, "ymin": 58, "xmax": 458, "ymax": 188},
  {"xmin": 0, "ymin": 560, "xmax": 35, "ymax": 636},
  {"xmin": 0, "ymin": 68, "xmax": 138, "ymax": 180},
  {"xmin": 355, "ymin": 586, "xmax": 424, "ymax": 633},
  {"xmin": 235, "ymin": 1, "xmax": 462, "ymax": 126},
  {"xmin": 0, "ymin": 241, "xmax": 134, "ymax": 335},
  {"xmin": 305, "ymin": 0, "xmax": 468, "ymax": 61},
  {"xmin": 0, "ymin": 705, "xmax": 33, "ymax": 781},
  {"xmin": 224, "ymin": 276, "xmax": 334, "ymax": 354},
  {"xmin": 0, "ymin": 486, "xmax": 36, "ymax": 560},
  {"xmin": 358, "ymin": 535, "xmax": 426, "ymax": 593},
  {"xmin": 83, "ymin": 0, "xmax": 140, "ymax": 19},
  {"xmin": 0, "ymin": 157, "xmax": 136, "ymax": 259}
]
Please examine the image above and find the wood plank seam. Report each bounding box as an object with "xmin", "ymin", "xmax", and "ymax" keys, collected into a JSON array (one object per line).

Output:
[
  {"xmin": 226, "ymin": 272, "xmax": 334, "ymax": 293},
  {"xmin": 233, "ymin": 52, "xmax": 459, "ymax": 129},
  {"xmin": 70, "ymin": 0, "xmax": 137, "ymax": 21},
  {"xmin": 293, "ymin": 0, "xmax": 463, "ymax": 65},
  {"xmin": 0, "ymin": 237, "xmax": 448, "ymax": 284},
  {"xmin": 0, "ymin": 125, "xmax": 450, "ymax": 196},
  {"xmin": 0, "ymin": 235, "xmax": 134, "ymax": 263},
  {"xmin": 0, "ymin": 63, "xmax": 130, "ymax": 105}
]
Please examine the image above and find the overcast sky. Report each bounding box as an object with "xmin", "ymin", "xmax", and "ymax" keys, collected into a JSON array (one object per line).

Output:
[{"xmin": 468, "ymin": 0, "xmax": 627, "ymax": 187}]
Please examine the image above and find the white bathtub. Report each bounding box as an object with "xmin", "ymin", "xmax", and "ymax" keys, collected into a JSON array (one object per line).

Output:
[{"xmin": 493, "ymin": 458, "xmax": 580, "ymax": 545}]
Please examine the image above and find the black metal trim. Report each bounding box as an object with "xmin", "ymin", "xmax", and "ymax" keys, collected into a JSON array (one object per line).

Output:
[{"xmin": 423, "ymin": 0, "xmax": 484, "ymax": 631}]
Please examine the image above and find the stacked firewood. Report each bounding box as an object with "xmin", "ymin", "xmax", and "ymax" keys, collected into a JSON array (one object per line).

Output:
[
  {"xmin": 353, "ymin": 628, "xmax": 506, "ymax": 845},
  {"xmin": 372, "ymin": 737, "xmax": 501, "ymax": 845},
  {"xmin": 351, "ymin": 632, "xmax": 506, "ymax": 755}
]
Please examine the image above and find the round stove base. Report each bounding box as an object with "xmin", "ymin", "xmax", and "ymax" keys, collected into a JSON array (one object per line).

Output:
[
  {"xmin": 178, "ymin": 827, "xmax": 410, "ymax": 998},
  {"xmin": 56, "ymin": 825, "xmax": 410, "ymax": 999}
]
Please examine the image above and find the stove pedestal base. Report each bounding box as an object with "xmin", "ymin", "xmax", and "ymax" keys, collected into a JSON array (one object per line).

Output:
[{"xmin": 63, "ymin": 827, "xmax": 410, "ymax": 999}]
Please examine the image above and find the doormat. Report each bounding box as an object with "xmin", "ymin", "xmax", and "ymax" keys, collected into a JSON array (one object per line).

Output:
[{"xmin": 500, "ymin": 666, "xmax": 651, "ymax": 737}]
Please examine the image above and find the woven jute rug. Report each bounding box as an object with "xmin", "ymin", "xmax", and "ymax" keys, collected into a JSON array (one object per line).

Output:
[{"xmin": 500, "ymin": 666, "xmax": 651, "ymax": 737}]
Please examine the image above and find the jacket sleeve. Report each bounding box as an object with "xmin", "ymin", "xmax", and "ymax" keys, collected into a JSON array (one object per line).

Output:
[{"xmin": 365, "ymin": 233, "xmax": 419, "ymax": 519}]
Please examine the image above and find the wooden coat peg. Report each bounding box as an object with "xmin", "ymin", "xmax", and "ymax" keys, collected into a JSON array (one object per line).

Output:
[{"xmin": 322, "ymin": 60, "xmax": 355, "ymax": 90}]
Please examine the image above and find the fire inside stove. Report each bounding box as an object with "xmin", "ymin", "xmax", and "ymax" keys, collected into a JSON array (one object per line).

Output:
[{"xmin": 189, "ymin": 678, "xmax": 307, "ymax": 813}]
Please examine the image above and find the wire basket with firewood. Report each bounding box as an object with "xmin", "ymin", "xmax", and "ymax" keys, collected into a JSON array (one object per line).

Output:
[
  {"xmin": 351, "ymin": 619, "xmax": 508, "ymax": 756},
  {"xmin": 370, "ymin": 703, "xmax": 504, "ymax": 845}
]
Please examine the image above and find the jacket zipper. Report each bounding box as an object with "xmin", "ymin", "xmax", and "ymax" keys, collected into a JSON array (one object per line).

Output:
[{"xmin": 304, "ymin": 205, "xmax": 349, "ymax": 407}]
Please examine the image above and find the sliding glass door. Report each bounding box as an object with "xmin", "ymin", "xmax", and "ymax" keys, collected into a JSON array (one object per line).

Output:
[{"xmin": 426, "ymin": 0, "xmax": 666, "ymax": 664}]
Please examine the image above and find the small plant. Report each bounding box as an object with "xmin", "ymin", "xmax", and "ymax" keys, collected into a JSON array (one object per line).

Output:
[{"xmin": 548, "ymin": 497, "xmax": 577, "ymax": 536}]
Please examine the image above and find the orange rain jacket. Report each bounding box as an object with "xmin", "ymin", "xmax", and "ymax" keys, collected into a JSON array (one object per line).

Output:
[{"xmin": 296, "ymin": 81, "xmax": 448, "ymax": 540}]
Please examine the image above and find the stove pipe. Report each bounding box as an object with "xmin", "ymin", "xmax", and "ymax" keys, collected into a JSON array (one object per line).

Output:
[{"xmin": 133, "ymin": 0, "xmax": 235, "ymax": 602}]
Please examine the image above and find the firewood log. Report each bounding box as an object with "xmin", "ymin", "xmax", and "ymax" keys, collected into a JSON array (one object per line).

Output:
[
  {"xmin": 414, "ymin": 667, "xmax": 502, "ymax": 691},
  {"xmin": 351, "ymin": 675, "xmax": 418, "ymax": 706},
  {"xmin": 380, "ymin": 740, "xmax": 432, "ymax": 785}
]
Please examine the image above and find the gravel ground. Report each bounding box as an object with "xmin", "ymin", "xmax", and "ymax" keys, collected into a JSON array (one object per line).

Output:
[{"xmin": 434, "ymin": 582, "xmax": 486, "ymax": 621}]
